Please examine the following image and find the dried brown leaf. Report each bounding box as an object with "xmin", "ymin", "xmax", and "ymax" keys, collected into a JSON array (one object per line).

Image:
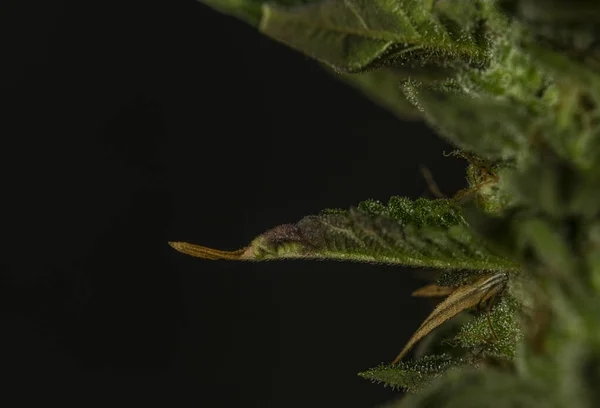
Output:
[{"xmin": 392, "ymin": 272, "xmax": 509, "ymax": 364}]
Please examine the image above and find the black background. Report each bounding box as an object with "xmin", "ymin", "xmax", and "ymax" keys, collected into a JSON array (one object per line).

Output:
[{"xmin": 2, "ymin": 0, "xmax": 468, "ymax": 406}]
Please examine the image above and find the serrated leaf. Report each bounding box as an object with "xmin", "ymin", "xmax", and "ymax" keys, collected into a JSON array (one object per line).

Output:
[
  {"xmin": 359, "ymin": 354, "xmax": 464, "ymax": 392},
  {"xmin": 169, "ymin": 197, "xmax": 519, "ymax": 272},
  {"xmin": 387, "ymin": 367, "xmax": 551, "ymax": 408},
  {"xmin": 453, "ymin": 295, "xmax": 523, "ymax": 358},
  {"xmin": 259, "ymin": 0, "xmax": 489, "ymax": 72},
  {"xmin": 392, "ymin": 272, "xmax": 509, "ymax": 364}
]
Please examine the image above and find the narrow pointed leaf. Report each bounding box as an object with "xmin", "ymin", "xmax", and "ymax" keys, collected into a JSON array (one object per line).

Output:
[
  {"xmin": 169, "ymin": 197, "xmax": 519, "ymax": 272},
  {"xmin": 392, "ymin": 272, "xmax": 509, "ymax": 364},
  {"xmin": 412, "ymin": 283, "xmax": 455, "ymax": 298},
  {"xmin": 358, "ymin": 354, "xmax": 464, "ymax": 392}
]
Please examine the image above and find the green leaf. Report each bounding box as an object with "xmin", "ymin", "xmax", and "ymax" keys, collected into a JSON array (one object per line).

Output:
[
  {"xmin": 463, "ymin": 160, "xmax": 515, "ymax": 215},
  {"xmin": 520, "ymin": 45, "xmax": 600, "ymax": 169},
  {"xmin": 387, "ymin": 367, "xmax": 551, "ymax": 408},
  {"xmin": 502, "ymin": 151, "xmax": 581, "ymax": 218},
  {"xmin": 333, "ymin": 69, "xmax": 421, "ymax": 120},
  {"xmin": 259, "ymin": 0, "xmax": 489, "ymax": 72},
  {"xmin": 516, "ymin": 217, "xmax": 577, "ymax": 276},
  {"xmin": 358, "ymin": 354, "xmax": 465, "ymax": 392},
  {"xmin": 454, "ymin": 22, "xmax": 555, "ymax": 113},
  {"xmin": 501, "ymin": 0, "xmax": 600, "ymax": 73},
  {"xmin": 169, "ymin": 197, "xmax": 519, "ymax": 272},
  {"xmin": 331, "ymin": 64, "xmax": 457, "ymax": 120},
  {"xmin": 200, "ymin": 0, "xmax": 491, "ymax": 72},
  {"xmin": 502, "ymin": 0, "xmax": 600, "ymax": 22},
  {"xmin": 199, "ymin": 0, "xmax": 321, "ymax": 26},
  {"xmin": 453, "ymin": 295, "xmax": 523, "ymax": 358},
  {"xmin": 200, "ymin": 0, "xmax": 261, "ymax": 25},
  {"xmin": 406, "ymin": 83, "xmax": 533, "ymax": 160}
]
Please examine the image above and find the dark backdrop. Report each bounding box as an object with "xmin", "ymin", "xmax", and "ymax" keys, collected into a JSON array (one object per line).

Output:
[{"xmin": 2, "ymin": 0, "xmax": 468, "ymax": 406}]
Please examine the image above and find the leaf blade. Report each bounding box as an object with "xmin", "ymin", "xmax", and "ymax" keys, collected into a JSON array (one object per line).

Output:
[
  {"xmin": 331, "ymin": 64, "xmax": 457, "ymax": 120},
  {"xmin": 258, "ymin": 0, "xmax": 489, "ymax": 72},
  {"xmin": 406, "ymin": 84, "xmax": 533, "ymax": 160},
  {"xmin": 169, "ymin": 197, "xmax": 519, "ymax": 272},
  {"xmin": 358, "ymin": 354, "xmax": 465, "ymax": 392}
]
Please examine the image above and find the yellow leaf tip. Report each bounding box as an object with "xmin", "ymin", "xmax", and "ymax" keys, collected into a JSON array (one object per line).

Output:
[{"xmin": 167, "ymin": 241, "xmax": 248, "ymax": 261}]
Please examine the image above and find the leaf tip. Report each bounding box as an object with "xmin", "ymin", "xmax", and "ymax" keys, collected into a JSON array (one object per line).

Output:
[
  {"xmin": 412, "ymin": 283, "xmax": 455, "ymax": 298},
  {"xmin": 168, "ymin": 241, "xmax": 248, "ymax": 260}
]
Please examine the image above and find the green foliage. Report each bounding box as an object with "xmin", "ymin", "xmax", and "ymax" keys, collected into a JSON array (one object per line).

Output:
[
  {"xmin": 201, "ymin": 0, "xmax": 491, "ymax": 72},
  {"xmin": 453, "ymin": 295, "xmax": 523, "ymax": 358},
  {"xmin": 358, "ymin": 355, "xmax": 465, "ymax": 392},
  {"xmin": 501, "ymin": 0, "xmax": 600, "ymax": 73},
  {"xmin": 260, "ymin": 0, "xmax": 489, "ymax": 72},
  {"xmin": 386, "ymin": 368, "xmax": 552, "ymax": 408},
  {"xmin": 170, "ymin": 197, "xmax": 519, "ymax": 272},
  {"xmin": 178, "ymin": 0, "xmax": 600, "ymax": 406},
  {"xmin": 356, "ymin": 197, "xmax": 463, "ymax": 228},
  {"xmin": 404, "ymin": 83, "xmax": 533, "ymax": 161},
  {"xmin": 333, "ymin": 68, "xmax": 422, "ymax": 120},
  {"xmin": 200, "ymin": 0, "xmax": 321, "ymax": 26}
]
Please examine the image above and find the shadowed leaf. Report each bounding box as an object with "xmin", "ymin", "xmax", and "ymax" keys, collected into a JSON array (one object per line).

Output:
[
  {"xmin": 332, "ymin": 65, "xmax": 457, "ymax": 120},
  {"xmin": 502, "ymin": 0, "xmax": 600, "ymax": 73},
  {"xmin": 384, "ymin": 367, "xmax": 551, "ymax": 408},
  {"xmin": 199, "ymin": 0, "xmax": 321, "ymax": 26},
  {"xmin": 406, "ymin": 84, "xmax": 533, "ymax": 160}
]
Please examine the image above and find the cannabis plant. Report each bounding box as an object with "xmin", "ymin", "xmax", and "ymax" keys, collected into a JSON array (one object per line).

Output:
[{"xmin": 170, "ymin": 0, "xmax": 600, "ymax": 406}]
